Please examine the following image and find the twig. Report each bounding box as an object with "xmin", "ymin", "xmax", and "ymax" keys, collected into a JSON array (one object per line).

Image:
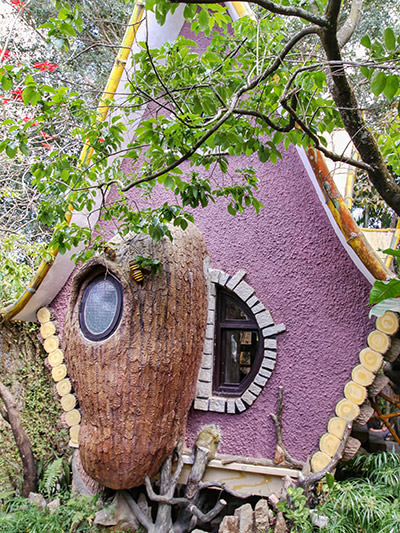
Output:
[{"xmin": 270, "ymin": 386, "xmax": 304, "ymax": 469}]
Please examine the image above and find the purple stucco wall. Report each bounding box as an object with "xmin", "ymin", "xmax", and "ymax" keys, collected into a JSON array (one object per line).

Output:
[
  {"xmin": 119, "ymin": 147, "xmax": 372, "ymax": 461},
  {"xmin": 51, "ymin": 22, "xmax": 373, "ymax": 462}
]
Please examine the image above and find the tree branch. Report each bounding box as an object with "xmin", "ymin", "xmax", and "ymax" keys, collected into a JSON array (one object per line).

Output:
[
  {"xmin": 280, "ymin": 96, "xmax": 372, "ymax": 172},
  {"xmin": 337, "ymin": 0, "xmax": 363, "ymax": 48},
  {"xmin": 0, "ymin": 381, "xmax": 37, "ymax": 497},
  {"xmin": 270, "ymin": 386, "xmax": 304, "ymax": 469},
  {"xmin": 320, "ymin": 13, "xmax": 400, "ymax": 215}
]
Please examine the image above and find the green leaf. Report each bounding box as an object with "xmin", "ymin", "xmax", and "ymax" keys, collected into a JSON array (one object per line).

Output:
[
  {"xmin": 369, "ymin": 279, "xmax": 400, "ymax": 304},
  {"xmin": 198, "ymin": 9, "xmax": 209, "ymax": 32},
  {"xmin": 22, "ymin": 86, "xmax": 35, "ymax": 105},
  {"xmin": 370, "ymin": 71, "xmax": 386, "ymax": 97},
  {"xmin": 360, "ymin": 67, "xmax": 371, "ymax": 80},
  {"xmin": 1, "ymin": 75, "xmax": 12, "ymax": 91},
  {"xmin": 325, "ymin": 473, "xmax": 335, "ymax": 489},
  {"xmin": 384, "ymin": 28, "xmax": 396, "ymax": 51},
  {"xmin": 369, "ymin": 298, "xmax": 400, "ymax": 318},
  {"xmin": 383, "ymin": 75, "xmax": 399, "ymax": 101},
  {"xmin": 361, "ymin": 35, "xmax": 372, "ymax": 49},
  {"xmin": 382, "ymin": 248, "xmax": 400, "ymax": 258}
]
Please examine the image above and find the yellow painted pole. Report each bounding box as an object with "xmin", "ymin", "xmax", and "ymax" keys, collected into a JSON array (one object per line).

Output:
[{"xmin": 1, "ymin": 1, "xmax": 145, "ymax": 321}]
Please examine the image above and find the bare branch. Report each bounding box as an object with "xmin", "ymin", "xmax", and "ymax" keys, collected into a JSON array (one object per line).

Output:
[
  {"xmin": 280, "ymin": 96, "xmax": 372, "ymax": 172},
  {"xmin": 270, "ymin": 386, "xmax": 304, "ymax": 469},
  {"xmin": 299, "ymin": 422, "xmax": 352, "ymax": 488},
  {"xmin": 189, "ymin": 499, "xmax": 227, "ymax": 522}
]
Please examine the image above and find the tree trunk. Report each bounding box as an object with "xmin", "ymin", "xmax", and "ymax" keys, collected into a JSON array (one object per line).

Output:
[
  {"xmin": 0, "ymin": 381, "xmax": 37, "ymax": 496},
  {"xmin": 321, "ymin": 3, "xmax": 400, "ymax": 216}
]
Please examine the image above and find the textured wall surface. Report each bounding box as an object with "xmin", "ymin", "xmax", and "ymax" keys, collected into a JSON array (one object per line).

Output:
[
  {"xmin": 117, "ymin": 146, "xmax": 373, "ymax": 462},
  {"xmin": 51, "ymin": 23, "xmax": 373, "ymax": 464}
]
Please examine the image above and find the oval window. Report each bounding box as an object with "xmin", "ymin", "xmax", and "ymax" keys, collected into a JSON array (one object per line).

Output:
[{"xmin": 79, "ymin": 273, "xmax": 123, "ymax": 341}]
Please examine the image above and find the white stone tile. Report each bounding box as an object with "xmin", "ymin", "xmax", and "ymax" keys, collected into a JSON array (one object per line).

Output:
[
  {"xmin": 201, "ymin": 353, "xmax": 213, "ymax": 369},
  {"xmin": 205, "ymin": 324, "xmax": 214, "ymax": 340},
  {"xmin": 196, "ymin": 381, "xmax": 212, "ymax": 398},
  {"xmin": 234, "ymin": 281, "xmax": 255, "ymax": 302},
  {"xmin": 226, "ymin": 269, "xmax": 247, "ymax": 290},
  {"xmin": 235, "ymin": 398, "xmax": 246, "ymax": 412},
  {"xmin": 262, "ymin": 358, "xmax": 276, "ymax": 371},
  {"xmin": 209, "ymin": 269, "xmax": 220, "ymax": 283},
  {"xmin": 198, "ymin": 368, "xmax": 212, "ymax": 382},
  {"xmin": 203, "ymin": 338, "xmax": 214, "ymax": 354},
  {"xmin": 255, "ymin": 374, "xmax": 268, "ymax": 387},
  {"xmin": 264, "ymin": 338, "xmax": 277, "ymax": 350},
  {"xmin": 227, "ymin": 400, "xmax": 236, "ymax": 414},
  {"xmin": 194, "ymin": 398, "xmax": 209, "ymax": 411},
  {"xmin": 259, "ymin": 368, "xmax": 272, "ymax": 378},
  {"xmin": 209, "ymin": 397, "xmax": 226, "ymax": 413},
  {"xmin": 218, "ymin": 271, "xmax": 230, "ymax": 286},
  {"xmin": 251, "ymin": 302, "xmax": 266, "ymax": 314},
  {"xmin": 242, "ymin": 390, "xmax": 257, "ymax": 406},
  {"xmin": 249, "ymin": 383, "xmax": 262, "ymax": 397},
  {"xmin": 263, "ymin": 349, "xmax": 276, "ymax": 360},
  {"xmin": 247, "ymin": 295, "xmax": 259, "ymax": 307},
  {"xmin": 262, "ymin": 323, "xmax": 286, "ymax": 337},
  {"xmin": 256, "ymin": 310, "xmax": 274, "ymax": 328}
]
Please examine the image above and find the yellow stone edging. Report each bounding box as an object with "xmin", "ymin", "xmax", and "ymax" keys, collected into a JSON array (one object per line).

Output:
[
  {"xmin": 311, "ymin": 310, "xmax": 399, "ymax": 472},
  {"xmin": 37, "ymin": 307, "xmax": 80, "ymax": 448}
]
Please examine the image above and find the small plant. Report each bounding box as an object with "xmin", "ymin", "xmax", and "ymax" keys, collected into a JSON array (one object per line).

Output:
[
  {"xmin": 39, "ymin": 457, "xmax": 70, "ymax": 498},
  {"xmin": 0, "ymin": 494, "xmax": 99, "ymax": 532},
  {"xmin": 277, "ymin": 487, "xmax": 313, "ymax": 532},
  {"xmin": 134, "ymin": 255, "xmax": 162, "ymax": 275}
]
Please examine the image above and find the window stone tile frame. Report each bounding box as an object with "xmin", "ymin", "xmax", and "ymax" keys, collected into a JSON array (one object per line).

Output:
[{"xmin": 194, "ymin": 267, "xmax": 286, "ymax": 414}]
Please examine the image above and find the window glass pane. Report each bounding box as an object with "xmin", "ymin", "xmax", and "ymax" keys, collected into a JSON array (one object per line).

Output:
[
  {"xmin": 83, "ymin": 278, "xmax": 119, "ymax": 335},
  {"xmin": 222, "ymin": 329, "xmax": 259, "ymax": 385},
  {"xmin": 224, "ymin": 297, "xmax": 249, "ymax": 320}
]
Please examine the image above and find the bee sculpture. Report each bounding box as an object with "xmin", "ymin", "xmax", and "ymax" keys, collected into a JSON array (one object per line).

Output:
[
  {"xmin": 129, "ymin": 262, "xmax": 144, "ymax": 283},
  {"xmin": 101, "ymin": 245, "xmax": 116, "ymax": 260}
]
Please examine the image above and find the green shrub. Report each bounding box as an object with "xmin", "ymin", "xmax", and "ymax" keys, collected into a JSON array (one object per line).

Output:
[{"xmin": 0, "ymin": 494, "xmax": 100, "ymax": 532}]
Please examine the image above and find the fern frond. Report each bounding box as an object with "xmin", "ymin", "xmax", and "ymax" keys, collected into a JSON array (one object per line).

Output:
[{"xmin": 39, "ymin": 457, "xmax": 63, "ymax": 497}]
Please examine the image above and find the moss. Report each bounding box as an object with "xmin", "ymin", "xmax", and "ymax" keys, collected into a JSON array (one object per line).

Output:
[{"xmin": 0, "ymin": 322, "xmax": 69, "ymax": 492}]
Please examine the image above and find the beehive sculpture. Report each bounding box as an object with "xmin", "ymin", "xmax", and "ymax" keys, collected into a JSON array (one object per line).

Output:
[{"xmin": 62, "ymin": 224, "xmax": 208, "ymax": 489}]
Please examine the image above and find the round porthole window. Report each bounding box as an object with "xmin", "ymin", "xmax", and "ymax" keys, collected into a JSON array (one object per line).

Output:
[{"xmin": 79, "ymin": 273, "xmax": 123, "ymax": 341}]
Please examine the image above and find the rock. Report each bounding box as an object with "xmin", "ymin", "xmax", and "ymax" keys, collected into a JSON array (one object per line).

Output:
[
  {"xmin": 94, "ymin": 492, "xmax": 139, "ymax": 530},
  {"xmin": 28, "ymin": 492, "xmax": 46, "ymax": 509},
  {"xmin": 191, "ymin": 530, "xmax": 208, "ymax": 533},
  {"xmin": 268, "ymin": 493, "xmax": 279, "ymax": 512},
  {"xmin": 274, "ymin": 512, "xmax": 288, "ymax": 533},
  {"xmin": 234, "ymin": 503, "xmax": 255, "ymax": 533},
  {"xmin": 254, "ymin": 499, "xmax": 270, "ymax": 531},
  {"xmin": 47, "ymin": 497, "xmax": 60, "ymax": 514},
  {"xmin": 310, "ymin": 509, "xmax": 329, "ymax": 528},
  {"xmin": 219, "ymin": 515, "xmax": 239, "ymax": 533}
]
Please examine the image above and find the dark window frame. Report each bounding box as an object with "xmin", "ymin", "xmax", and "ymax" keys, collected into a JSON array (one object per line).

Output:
[
  {"xmin": 213, "ymin": 287, "xmax": 263, "ymax": 396},
  {"xmin": 79, "ymin": 272, "xmax": 123, "ymax": 342}
]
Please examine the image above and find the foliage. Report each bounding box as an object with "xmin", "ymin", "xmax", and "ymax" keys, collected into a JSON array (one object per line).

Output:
[
  {"xmin": 0, "ymin": 322, "xmax": 68, "ymax": 492},
  {"xmin": 39, "ymin": 457, "xmax": 70, "ymax": 499},
  {"xmin": 0, "ymin": 494, "xmax": 100, "ymax": 532},
  {"xmin": 277, "ymin": 452, "xmax": 400, "ymax": 533},
  {"xmin": 1, "ymin": 0, "xmax": 400, "ymax": 306},
  {"xmin": 277, "ymin": 486, "xmax": 313, "ymax": 532},
  {"xmin": 368, "ymin": 248, "xmax": 400, "ymax": 316}
]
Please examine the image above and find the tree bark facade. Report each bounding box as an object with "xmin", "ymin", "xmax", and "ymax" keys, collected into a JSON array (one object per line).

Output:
[{"xmin": 63, "ymin": 224, "xmax": 208, "ymax": 489}]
